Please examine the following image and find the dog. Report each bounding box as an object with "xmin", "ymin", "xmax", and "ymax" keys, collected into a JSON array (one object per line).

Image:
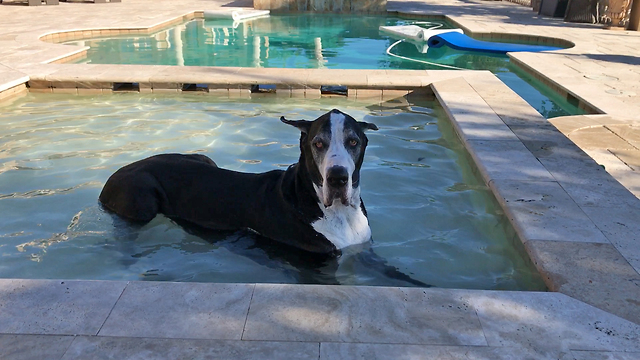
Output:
[{"xmin": 99, "ymin": 109, "xmax": 379, "ymax": 256}]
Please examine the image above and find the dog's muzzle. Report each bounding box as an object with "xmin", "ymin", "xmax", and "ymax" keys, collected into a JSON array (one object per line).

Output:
[{"xmin": 325, "ymin": 165, "xmax": 350, "ymax": 206}]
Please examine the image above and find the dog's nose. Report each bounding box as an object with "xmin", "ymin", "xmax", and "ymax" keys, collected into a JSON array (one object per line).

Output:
[{"xmin": 327, "ymin": 166, "xmax": 349, "ymax": 188}]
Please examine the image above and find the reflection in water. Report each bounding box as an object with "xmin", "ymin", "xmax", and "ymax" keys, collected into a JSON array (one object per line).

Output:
[
  {"xmin": 0, "ymin": 94, "xmax": 546, "ymax": 290},
  {"xmin": 66, "ymin": 14, "xmax": 582, "ymax": 118}
]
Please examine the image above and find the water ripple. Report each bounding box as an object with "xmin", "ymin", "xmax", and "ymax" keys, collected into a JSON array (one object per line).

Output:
[{"xmin": 0, "ymin": 181, "xmax": 102, "ymax": 200}]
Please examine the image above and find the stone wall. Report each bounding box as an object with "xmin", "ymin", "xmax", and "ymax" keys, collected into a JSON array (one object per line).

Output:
[{"xmin": 253, "ymin": 0, "xmax": 387, "ymax": 13}]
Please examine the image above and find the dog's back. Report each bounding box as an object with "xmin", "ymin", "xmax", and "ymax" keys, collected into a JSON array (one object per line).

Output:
[{"xmin": 99, "ymin": 153, "xmax": 338, "ymax": 254}]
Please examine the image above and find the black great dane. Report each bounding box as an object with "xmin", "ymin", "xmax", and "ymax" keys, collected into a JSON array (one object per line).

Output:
[{"xmin": 99, "ymin": 109, "xmax": 427, "ymax": 286}]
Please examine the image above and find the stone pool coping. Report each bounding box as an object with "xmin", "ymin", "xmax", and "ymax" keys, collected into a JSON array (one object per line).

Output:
[{"xmin": 1, "ymin": 0, "xmax": 640, "ymax": 358}]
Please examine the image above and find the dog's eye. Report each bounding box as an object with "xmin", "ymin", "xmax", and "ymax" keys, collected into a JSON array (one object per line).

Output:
[
  {"xmin": 348, "ymin": 139, "xmax": 358, "ymax": 147},
  {"xmin": 314, "ymin": 141, "xmax": 324, "ymax": 150}
]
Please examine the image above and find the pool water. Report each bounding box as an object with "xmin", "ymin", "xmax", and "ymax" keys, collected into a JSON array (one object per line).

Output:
[
  {"xmin": 66, "ymin": 14, "xmax": 583, "ymax": 119},
  {"xmin": 0, "ymin": 93, "xmax": 546, "ymax": 290}
]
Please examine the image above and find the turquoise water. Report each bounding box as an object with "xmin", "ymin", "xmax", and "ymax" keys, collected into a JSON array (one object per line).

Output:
[
  {"xmin": 0, "ymin": 93, "xmax": 545, "ymax": 290},
  {"xmin": 66, "ymin": 14, "xmax": 583, "ymax": 119}
]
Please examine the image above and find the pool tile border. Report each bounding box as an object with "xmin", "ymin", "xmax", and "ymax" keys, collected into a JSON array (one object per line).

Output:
[{"xmin": 1, "ymin": 280, "xmax": 639, "ymax": 359}]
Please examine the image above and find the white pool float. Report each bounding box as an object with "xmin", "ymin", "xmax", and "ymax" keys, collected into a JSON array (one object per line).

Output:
[
  {"xmin": 203, "ymin": 9, "xmax": 270, "ymax": 21},
  {"xmin": 379, "ymin": 25, "xmax": 463, "ymax": 43}
]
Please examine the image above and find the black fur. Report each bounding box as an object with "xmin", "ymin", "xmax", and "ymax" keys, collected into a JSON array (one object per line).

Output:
[{"xmin": 99, "ymin": 109, "xmax": 377, "ymax": 256}]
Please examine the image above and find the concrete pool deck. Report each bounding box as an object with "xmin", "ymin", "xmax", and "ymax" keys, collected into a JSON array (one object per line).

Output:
[{"xmin": 0, "ymin": 0, "xmax": 639, "ymax": 359}]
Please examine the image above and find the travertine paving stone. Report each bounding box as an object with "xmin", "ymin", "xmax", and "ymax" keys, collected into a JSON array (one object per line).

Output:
[
  {"xmin": 243, "ymin": 284, "xmax": 487, "ymax": 345},
  {"xmin": 98, "ymin": 282, "xmax": 254, "ymax": 339},
  {"xmin": 608, "ymin": 125, "xmax": 640, "ymax": 149},
  {"xmin": 571, "ymin": 350, "xmax": 640, "ymax": 360},
  {"xmin": 580, "ymin": 206, "xmax": 640, "ymax": 274},
  {"xmin": 524, "ymin": 240, "xmax": 640, "ymax": 325},
  {"xmin": 567, "ymin": 127, "xmax": 633, "ymax": 150},
  {"xmin": 0, "ymin": 334, "xmax": 74, "ymax": 360},
  {"xmin": 319, "ymin": 343, "xmax": 563, "ymax": 360},
  {"xmin": 0, "ymin": 66, "xmax": 29, "ymax": 93},
  {"xmin": 465, "ymin": 140, "xmax": 554, "ymax": 182},
  {"xmin": 465, "ymin": 291, "xmax": 640, "ymax": 355},
  {"xmin": 489, "ymin": 179, "xmax": 609, "ymax": 244},
  {"xmin": 609, "ymin": 148, "xmax": 640, "ymax": 171},
  {"xmin": 510, "ymin": 124, "xmax": 640, "ymax": 209},
  {"xmin": 433, "ymin": 80, "xmax": 520, "ymax": 142},
  {"xmin": 61, "ymin": 336, "xmax": 320, "ymax": 360},
  {"xmin": 0, "ymin": 279, "xmax": 126, "ymax": 335}
]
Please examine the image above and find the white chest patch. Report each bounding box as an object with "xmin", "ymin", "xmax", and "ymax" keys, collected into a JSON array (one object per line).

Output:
[{"xmin": 311, "ymin": 201, "xmax": 372, "ymax": 249}]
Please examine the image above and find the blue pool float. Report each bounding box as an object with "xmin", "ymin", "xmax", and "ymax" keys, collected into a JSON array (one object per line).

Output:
[{"xmin": 426, "ymin": 31, "xmax": 561, "ymax": 54}]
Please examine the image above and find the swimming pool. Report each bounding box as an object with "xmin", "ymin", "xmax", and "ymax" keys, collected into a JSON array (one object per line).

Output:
[
  {"xmin": 0, "ymin": 93, "xmax": 545, "ymax": 290},
  {"xmin": 64, "ymin": 14, "xmax": 583, "ymax": 119}
]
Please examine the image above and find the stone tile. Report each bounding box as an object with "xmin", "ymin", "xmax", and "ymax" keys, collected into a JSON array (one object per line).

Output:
[
  {"xmin": 27, "ymin": 79, "xmax": 52, "ymax": 89},
  {"xmin": 320, "ymin": 343, "xmax": 564, "ymax": 360},
  {"xmin": 572, "ymin": 350, "xmax": 640, "ymax": 360},
  {"xmin": 306, "ymin": 69, "xmax": 367, "ymax": 87},
  {"xmin": 466, "ymin": 291, "xmax": 640, "ymax": 354},
  {"xmin": 548, "ymin": 115, "xmax": 597, "ymax": 134},
  {"xmin": 464, "ymin": 71, "xmax": 548, "ymax": 127},
  {"xmin": 98, "ymin": 65, "xmax": 167, "ymax": 83},
  {"xmin": 207, "ymin": 88, "xmax": 229, "ymax": 97},
  {"xmin": 291, "ymin": 88, "xmax": 306, "ymax": 98},
  {"xmin": 0, "ymin": 83, "xmax": 27, "ymax": 100},
  {"xmin": 433, "ymin": 81, "xmax": 520, "ymax": 142},
  {"xmin": 512, "ymin": 125, "xmax": 640, "ymax": 209},
  {"xmin": 541, "ymin": 154, "xmax": 640, "ymax": 208},
  {"xmin": 439, "ymin": 99, "xmax": 519, "ymax": 141},
  {"xmin": 581, "ymin": 206, "xmax": 640, "ymax": 274},
  {"xmin": 489, "ymin": 179, "xmax": 609, "ymax": 243},
  {"xmin": 243, "ymin": 285, "xmax": 487, "ymax": 345},
  {"xmin": 25, "ymin": 87, "xmax": 53, "ymax": 93},
  {"xmin": 508, "ymin": 124, "xmax": 579, "ymax": 158},
  {"xmin": 367, "ymin": 74, "xmax": 424, "ymax": 88},
  {"xmin": 99, "ymin": 282, "xmax": 254, "ymax": 340},
  {"xmin": 381, "ymin": 89, "xmax": 408, "ymax": 100},
  {"xmin": 52, "ymin": 87, "xmax": 78, "ymax": 94},
  {"xmin": 607, "ymin": 125, "xmax": 640, "ymax": 149},
  {"xmin": 464, "ymin": 70, "xmax": 515, "ymax": 96},
  {"xmin": 76, "ymin": 88, "xmax": 105, "ymax": 95},
  {"xmin": 0, "ymin": 69, "xmax": 29, "ymax": 93},
  {"xmin": 0, "ymin": 334, "xmax": 75, "ymax": 360},
  {"xmin": 568, "ymin": 127, "xmax": 632, "ymax": 150},
  {"xmin": 238, "ymin": 68, "xmax": 309, "ymax": 87},
  {"xmin": 609, "ymin": 148, "xmax": 640, "ymax": 171},
  {"xmin": 585, "ymin": 149, "xmax": 640, "ymax": 197},
  {"xmin": 524, "ymin": 240, "xmax": 640, "ymax": 325},
  {"xmin": 466, "ymin": 140, "xmax": 554, "ymax": 182},
  {"xmin": 62, "ymin": 336, "xmax": 319, "ymax": 360},
  {"xmin": 586, "ymin": 148, "xmax": 634, "ymax": 173},
  {"xmin": 304, "ymin": 88, "xmax": 321, "ymax": 99},
  {"xmin": 354, "ymin": 89, "xmax": 382, "ymax": 100},
  {"xmin": 0, "ymin": 279, "xmax": 126, "ymax": 335},
  {"xmin": 481, "ymin": 94, "xmax": 548, "ymax": 127},
  {"xmin": 431, "ymin": 77, "xmax": 477, "ymax": 94}
]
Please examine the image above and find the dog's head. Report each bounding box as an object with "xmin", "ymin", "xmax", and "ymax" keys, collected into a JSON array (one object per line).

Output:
[{"xmin": 281, "ymin": 109, "xmax": 378, "ymax": 208}]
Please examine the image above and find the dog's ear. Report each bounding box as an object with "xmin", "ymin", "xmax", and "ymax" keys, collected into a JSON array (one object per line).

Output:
[
  {"xmin": 358, "ymin": 121, "xmax": 379, "ymax": 131},
  {"xmin": 281, "ymin": 116, "xmax": 312, "ymax": 134}
]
